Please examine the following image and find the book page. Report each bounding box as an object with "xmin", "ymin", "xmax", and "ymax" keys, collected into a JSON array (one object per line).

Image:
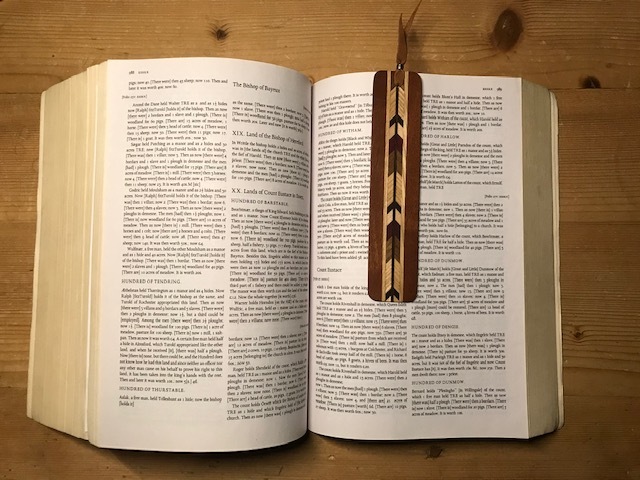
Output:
[
  {"xmin": 95, "ymin": 58, "xmax": 311, "ymax": 451},
  {"xmin": 309, "ymin": 72, "xmax": 529, "ymax": 439},
  {"xmin": 29, "ymin": 68, "xmax": 100, "ymax": 439}
]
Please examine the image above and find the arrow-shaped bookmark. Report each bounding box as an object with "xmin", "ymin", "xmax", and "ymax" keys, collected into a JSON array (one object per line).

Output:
[{"xmin": 368, "ymin": 2, "xmax": 422, "ymax": 302}]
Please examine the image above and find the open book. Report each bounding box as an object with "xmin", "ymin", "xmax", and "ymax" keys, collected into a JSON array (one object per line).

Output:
[{"xmin": 29, "ymin": 57, "xmax": 562, "ymax": 451}]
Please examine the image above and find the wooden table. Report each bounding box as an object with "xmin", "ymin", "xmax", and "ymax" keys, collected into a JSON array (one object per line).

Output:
[{"xmin": 1, "ymin": 1, "xmax": 638, "ymax": 478}]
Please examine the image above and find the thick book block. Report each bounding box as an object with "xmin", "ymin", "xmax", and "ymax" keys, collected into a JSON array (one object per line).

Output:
[{"xmin": 29, "ymin": 58, "xmax": 562, "ymax": 452}]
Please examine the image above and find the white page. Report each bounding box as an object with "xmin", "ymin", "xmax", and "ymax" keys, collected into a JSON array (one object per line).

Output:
[
  {"xmin": 95, "ymin": 58, "xmax": 311, "ymax": 451},
  {"xmin": 309, "ymin": 72, "xmax": 528, "ymax": 439}
]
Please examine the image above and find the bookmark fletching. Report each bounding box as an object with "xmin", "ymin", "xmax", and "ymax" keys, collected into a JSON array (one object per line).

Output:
[
  {"xmin": 368, "ymin": 1, "xmax": 423, "ymax": 302},
  {"xmin": 368, "ymin": 70, "xmax": 421, "ymax": 302}
]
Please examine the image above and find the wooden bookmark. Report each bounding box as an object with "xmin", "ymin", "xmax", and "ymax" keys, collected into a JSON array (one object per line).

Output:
[{"xmin": 368, "ymin": 4, "xmax": 422, "ymax": 302}]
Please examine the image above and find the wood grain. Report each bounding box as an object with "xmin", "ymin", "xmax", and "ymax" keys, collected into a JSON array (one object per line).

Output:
[
  {"xmin": 0, "ymin": 0, "xmax": 639, "ymax": 478},
  {"xmin": 0, "ymin": 1, "xmax": 639, "ymax": 92},
  {"xmin": 0, "ymin": 94, "xmax": 38, "ymax": 392}
]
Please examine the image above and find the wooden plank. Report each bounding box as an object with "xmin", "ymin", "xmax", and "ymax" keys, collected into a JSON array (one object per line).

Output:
[
  {"xmin": 0, "ymin": 94, "xmax": 39, "ymax": 220},
  {"xmin": 554, "ymin": 89, "xmax": 640, "ymax": 404},
  {"xmin": 560, "ymin": 223, "xmax": 640, "ymax": 372},
  {"xmin": 0, "ymin": 24, "xmax": 639, "ymax": 475},
  {"xmin": 0, "ymin": 386, "xmax": 637, "ymax": 479},
  {"xmin": 557, "ymin": 89, "xmax": 640, "ymax": 223},
  {"xmin": 0, "ymin": 94, "xmax": 38, "ymax": 390},
  {"xmin": 0, "ymin": 0, "xmax": 639, "ymax": 93}
]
